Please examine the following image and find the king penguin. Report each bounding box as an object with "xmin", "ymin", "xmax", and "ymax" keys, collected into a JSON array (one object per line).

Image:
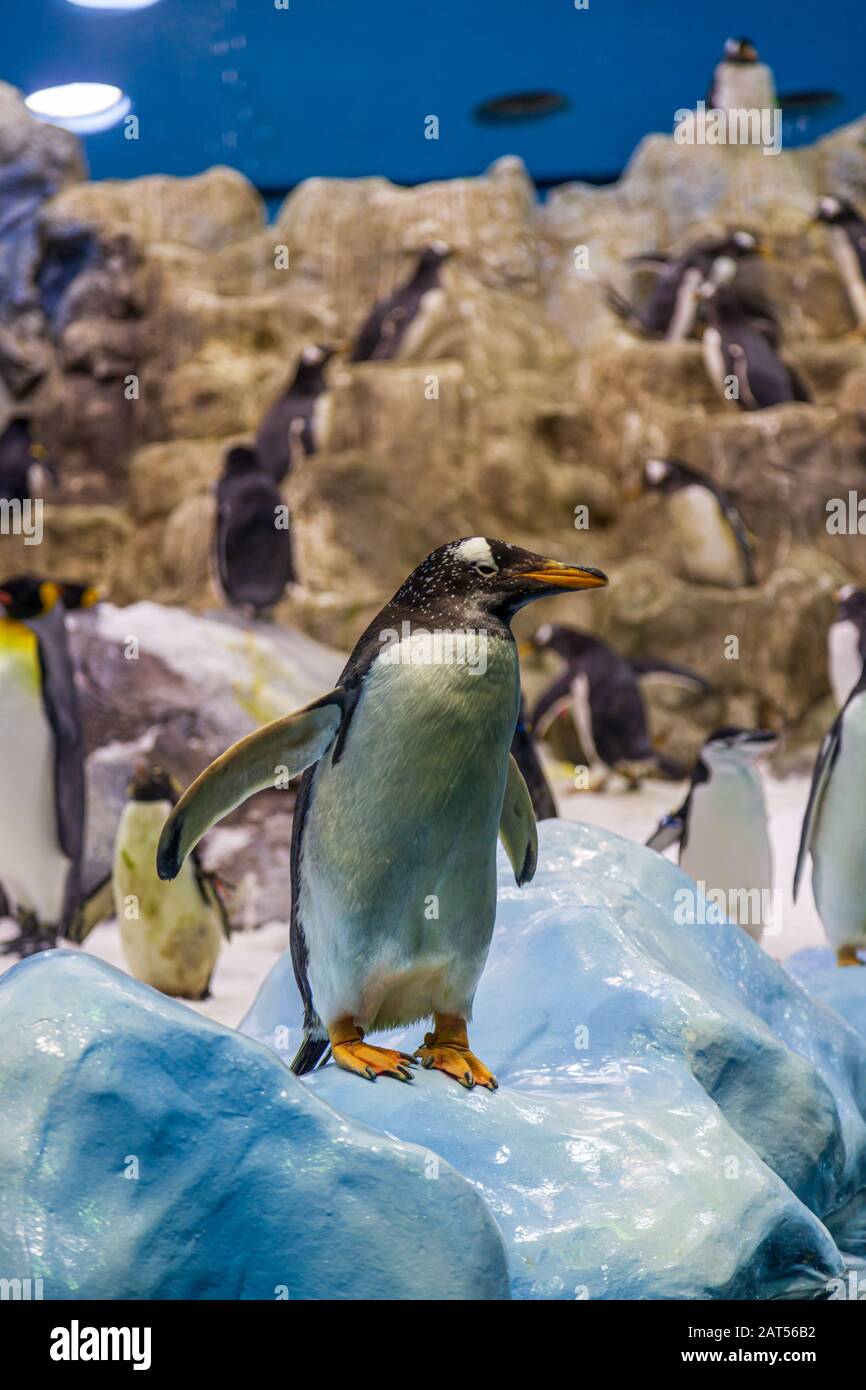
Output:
[
  {"xmin": 648, "ymin": 727, "xmax": 778, "ymax": 943},
  {"xmin": 699, "ymin": 272, "xmax": 811, "ymax": 409},
  {"xmin": 0, "ymin": 575, "xmax": 86, "ymax": 955},
  {"xmin": 528, "ymin": 624, "xmax": 707, "ymax": 789},
  {"xmin": 255, "ymin": 345, "xmax": 335, "ymax": 485},
  {"xmin": 795, "ymin": 668, "xmax": 866, "ymax": 965},
  {"xmin": 213, "ymin": 444, "xmax": 294, "ymax": 615},
  {"xmin": 642, "ymin": 457, "xmax": 756, "ymax": 587},
  {"xmin": 606, "ymin": 230, "xmax": 763, "ymax": 342},
  {"xmin": 350, "ymin": 243, "xmax": 451, "ymax": 362},
  {"xmin": 157, "ymin": 537, "xmax": 607, "ymax": 1088},
  {"xmin": 113, "ymin": 765, "xmax": 230, "ymax": 999},
  {"xmin": 828, "ymin": 584, "xmax": 866, "ymax": 708},
  {"xmin": 814, "ymin": 196, "xmax": 866, "ymax": 330}
]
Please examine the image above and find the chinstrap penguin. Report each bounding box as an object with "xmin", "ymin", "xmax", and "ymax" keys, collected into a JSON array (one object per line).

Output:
[
  {"xmin": 648, "ymin": 727, "xmax": 778, "ymax": 943},
  {"xmin": 642, "ymin": 457, "xmax": 756, "ymax": 588},
  {"xmin": 0, "ymin": 575, "xmax": 86, "ymax": 955},
  {"xmin": 814, "ymin": 197, "xmax": 866, "ymax": 330},
  {"xmin": 157, "ymin": 537, "xmax": 607, "ymax": 1089},
  {"xmin": 350, "ymin": 243, "xmax": 451, "ymax": 362},
  {"xmin": 213, "ymin": 444, "xmax": 294, "ymax": 615},
  {"xmin": 828, "ymin": 584, "xmax": 866, "ymax": 708},
  {"xmin": 255, "ymin": 345, "xmax": 336, "ymax": 485}
]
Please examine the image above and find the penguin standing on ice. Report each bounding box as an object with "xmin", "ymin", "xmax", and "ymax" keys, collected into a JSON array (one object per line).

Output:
[
  {"xmin": 606, "ymin": 231, "xmax": 763, "ymax": 342},
  {"xmin": 699, "ymin": 272, "xmax": 811, "ymax": 409},
  {"xmin": 795, "ymin": 671, "xmax": 866, "ymax": 965},
  {"xmin": 350, "ymin": 243, "xmax": 451, "ymax": 362},
  {"xmin": 529, "ymin": 624, "xmax": 707, "ymax": 789},
  {"xmin": 648, "ymin": 727, "xmax": 777, "ymax": 943},
  {"xmin": 0, "ymin": 417, "xmax": 51, "ymax": 501},
  {"xmin": 642, "ymin": 457, "xmax": 756, "ymax": 587},
  {"xmin": 255, "ymin": 345, "xmax": 335, "ymax": 485},
  {"xmin": 112, "ymin": 765, "xmax": 230, "ymax": 999},
  {"xmin": 828, "ymin": 584, "xmax": 866, "ymax": 708},
  {"xmin": 814, "ymin": 197, "xmax": 866, "ymax": 330},
  {"xmin": 0, "ymin": 576, "xmax": 85, "ymax": 955},
  {"xmin": 213, "ymin": 445, "xmax": 294, "ymax": 615},
  {"xmin": 158, "ymin": 537, "xmax": 607, "ymax": 1089}
]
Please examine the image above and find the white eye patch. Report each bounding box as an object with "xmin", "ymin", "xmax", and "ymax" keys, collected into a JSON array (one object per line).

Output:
[
  {"xmin": 454, "ymin": 537, "xmax": 497, "ymax": 569},
  {"xmin": 645, "ymin": 459, "xmax": 668, "ymax": 484}
]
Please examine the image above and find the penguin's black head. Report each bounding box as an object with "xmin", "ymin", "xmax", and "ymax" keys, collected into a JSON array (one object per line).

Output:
[
  {"xmin": 296, "ymin": 344, "xmax": 337, "ymax": 378},
  {"xmin": 0, "ymin": 575, "xmax": 63, "ymax": 620},
  {"xmin": 835, "ymin": 584, "xmax": 866, "ymax": 626},
  {"xmin": 393, "ymin": 537, "xmax": 607, "ymax": 624},
  {"xmin": 704, "ymin": 726, "xmax": 778, "ymax": 759},
  {"xmin": 530, "ymin": 622, "xmax": 599, "ymax": 659},
  {"xmin": 643, "ymin": 458, "xmax": 704, "ymax": 494},
  {"xmin": 60, "ymin": 580, "xmax": 102, "ymax": 611},
  {"xmin": 128, "ymin": 763, "xmax": 179, "ymax": 804},
  {"xmin": 0, "ymin": 417, "xmax": 33, "ymax": 451},
  {"xmin": 223, "ymin": 445, "xmax": 260, "ymax": 476},
  {"xmin": 815, "ymin": 196, "xmax": 862, "ymax": 225},
  {"xmin": 417, "ymin": 242, "xmax": 452, "ymax": 272},
  {"xmin": 722, "ymin": 229, "xmax": 765, "ymax": 259},
  {"xmin": 723, "ymin": 37, "xmax": 759, "ymax": 63}
]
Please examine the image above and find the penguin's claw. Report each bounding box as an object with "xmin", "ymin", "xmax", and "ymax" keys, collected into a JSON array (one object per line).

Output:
[
  {"xmin": 329, "ymin": 1030, "xmax": 416, "ymax": 1082},
  {"xmin": 413, "ymin": 1015, "xmax": 498, "ymax": 1091}
]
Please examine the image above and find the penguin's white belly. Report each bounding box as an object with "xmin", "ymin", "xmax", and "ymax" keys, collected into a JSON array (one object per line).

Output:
[
  {"xmin": 701, "ymin": 326, "xmax": 734, "ymax": 403},
  {"xmin": 665, "ymin": 267, "xmax": 703, "ymax": 342},
  {"xmin": 114, "ymin": 800, "xmax": 223, "ymax": 998},
  {"xmin": 811, "ymin": 698, "xmax": 866, "ymax": 950},
  {"xmin": 829, "ymin": 227, "xmax": 866, "ymax": 326},
  {"xmin": 712, "ymin": 62, "xmax": 776, "ymax": 113},
  {"xmin": 298, "ymin": 635, "xmax": 519, "ymax": 1033},
  {"xmin": 0, "ymin": 641, "xmax": 69, "ymax": 923},
  {"xmin": 670, "ymin": 486, "xmax": 745, "ymax": 587},
  {"xmin": 680, "ymin": 767, "xmax": 773, "ymax": 941},
  {"xmin": 828, "ymin": 619, "xmax": 862, "ymax": 708}
]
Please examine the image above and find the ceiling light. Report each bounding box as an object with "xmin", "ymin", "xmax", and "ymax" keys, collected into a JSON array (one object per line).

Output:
[
  {"xmin": 475, "ymin": 91, "xmax": 569, "ymax": 123},
  {"xmin": 25, "ymin": 83, "xmax": 131, "ymax": 133},
  {"xmin": 65, "ymin": 1, "xmax": 161, "ymax": 10}
]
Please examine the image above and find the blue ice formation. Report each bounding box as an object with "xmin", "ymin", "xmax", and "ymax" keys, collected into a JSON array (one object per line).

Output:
[
  {"xmin": 0, "ymin": 951, "xmax": 509, "ymax": 1301},
  {"xmin": 787, "ymin": 947, "xmax": 866, "ymax": 1044}
]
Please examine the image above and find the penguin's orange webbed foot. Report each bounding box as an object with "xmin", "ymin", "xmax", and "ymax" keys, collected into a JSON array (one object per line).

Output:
[
  {"xmin": 837, "ymin": 945, "xmax": 865, "ymax": 967},
  {"xmin": 328, "ymin": 1021, "xmax": 416, "ymax": 1082},
  {"xmin": 414, "ymin": 1014, "xmax": 498, "ymax": 1091}
]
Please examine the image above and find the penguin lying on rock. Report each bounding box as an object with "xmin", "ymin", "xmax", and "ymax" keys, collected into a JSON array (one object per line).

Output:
[
  {"xmin": 0, "ymin": 575, "xmax": 86, "ymax": 955},
  {"xmin": 157, "ymin": 537, "xmax": 607, "ymax": 1089},
  {"xmin": 528, "ymin": 624, "xmax": 708, "ymax": 789},
  {"xmin": 213, "ymin": 445, "xmax": 294, "ymax": 616},
  {"xmin": 828, "ymin": 585, "xmax": 866, "ymax": 708},
  {"xmin": 814, "ymin": 197, "xmax": 866, "ymax": 331},
  {"xmin": 795, "ymin": 666, "xmax": 866, "ymax": 965},
  {"xmin": 648, "ymin": 727, "xmax": 777, "ymax": 944},
  {"xmin": 255, "ymin": 345, "xmax": 335, "ymax": 485},
  {"xmin": 605, "ymin": 230, "xmax": 763, "ymax": 342},
  {"xmin": 642, "ymin": 457, "xmax": 756, "ymax": 588},
  {"xmin": 350, "ymin": 243, "xmax": 451, "ymax": 362},
  {"xmin": 699, "ymin": 272, "xmax": 811, "ymax": 409}
]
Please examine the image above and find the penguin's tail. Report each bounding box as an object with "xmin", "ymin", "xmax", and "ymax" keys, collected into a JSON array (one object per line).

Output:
[
  {"xmin": 290, "ymin": 1034, "xmax": 331, "ymax": 1076},
  {"xmin": 603, "ymin": 284, "xmax": 642, "ymax": 330}
]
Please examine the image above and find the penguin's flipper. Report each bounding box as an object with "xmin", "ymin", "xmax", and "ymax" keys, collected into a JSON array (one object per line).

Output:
[
  {"xmin": 157, "ymin": 690, "xmax": 346, "ymax": 881},
  {"xmin": 646, "ymin": 813, "xmax": 685, "ymax": 854},
  {"xmin": 794, "ymin": 718, "xmax": 842, "ymax": 899},
  {"xmin": 499, "ymin": 753, "xmax": 538, "ymax": 887},
  {"xmin": 66, "ymin": 872, "xmax": 115, "ymax": 945},
  {"xmin": 630, "ymin": 659, "xmax": 710, "ymax": 694}
]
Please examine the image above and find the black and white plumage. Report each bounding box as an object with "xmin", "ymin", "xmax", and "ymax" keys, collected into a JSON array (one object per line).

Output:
[
  {"xmin": 648, "ymin": 727, "xmax": 777, "ymax": 943},
  {"xmin": 510, "ymin": 697, "xmax": 557, "ymax": 821},
  {"xmin": 0, "ymin": 576, "xmax": 86, "ymax": 955},
  {"xmin": 706, "ymin": 37, "xmax": 769, "ymax": 110},
  {"xmin": 814, "ymin": 196, "xmax": 866, "ymax": 329},
  {"xmin": 828, "ymin": 585, "xmax": 866, "ymax": 708},
  {"xmin": 0, "ymin": 417, "xmax": 50, "ymax": 502},
  {"xmin": 699, "ymin": 278, "xmax": 811, "ymax": 409},
  {"xmin": 213, "ymin": 445, "xmax": 294, "ymax": 614},
  {"xmin": 643, "ymin": 457, "xmax": 756, "ymax": 588},
  {"xmin": 529, "ymin": 624, "xmax": 707, "ymax": 787},
  {"xmin": 605, "ymin": 230, "xmax": 762, "ymax": 342},
  {"xmin": 255, "ymin": 345, "xmax": 335, "ymax": 485},
  {"xmin": 794, "ymin": 669, "xmax": 866, "ymax": 964},
  {"xmin": 350, "ymin": 243, "xmax": 451, "ymax": 362},
  {"xmin": 157, "ymin": 537, "xmax": 607, "ymax": 1090}
]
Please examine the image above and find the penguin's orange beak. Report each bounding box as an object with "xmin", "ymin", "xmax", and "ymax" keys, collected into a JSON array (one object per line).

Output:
[{"xmin": 521, "ymin": 561, "xmax": 608, "ymax": 591}]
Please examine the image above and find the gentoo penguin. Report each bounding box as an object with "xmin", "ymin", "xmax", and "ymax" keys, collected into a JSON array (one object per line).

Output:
[
  {"xmin": 529, "ymin": 625, "xmax": 707, "ymax": 789},
  {"xmin": 795, "ymin": 669, "xmax": 866, "ymax": 965},
  {"xmin": 707, "ymin": 38, "xmax": 774, "ymax": 111},
  {"xmin": 828, "ymin": 585, "xmax": 866, "ymax": 708},
  {"xmin": 113, "ymin": 765, "xmax": 230, "ymax": 999},
  {"xmin": 214, "ymin": 445, "xmax": 294, "ymax": 615},
  {"xmin": 350, "ymin": 243, "xmax": 451, "ymax": 362},
  {"xmin": 814, "ymin": 196, "xmax": 866, "ymax": 330},
  {"xmin": 606, "ymin": 231, "xmax": 763, "ymax": 342},
  {"xmin": 0, "ymin": 575, "xmax": 85, "ymax": 955},
  {"xmin": 699, "ymin": 274, "xmax": 811, "ymax": 409},
  {"xmin": 510, "ymin": 697, "xmax": 557, "ymax": 820},
  {"xmin": 648, "ymin": 727, "xmax": 778, "ymax": 943},
  {"xmin": 255, "ymin": 345, "xmax": 335, "ymax": 485},
  {"xmin": 642, "ymin": 457, "xmax": 756, "ymax": 587},
  {"xmin": 157, "ymin": 537, "xmax": 607, "ymax": 1088},
  {"xmin": 0, "ymin": 417, "xmax": 50, "ymax": 501}
]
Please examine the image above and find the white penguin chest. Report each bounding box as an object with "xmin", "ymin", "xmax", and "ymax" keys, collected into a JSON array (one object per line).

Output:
[
  {"xmin": 681, "ymin": 764, "xmax": 772, "ymax": 939},
  {"xmin": 828, "ymin": 620, "xmax": 863, "ymax": 708},
  {"xmin": 811, "ymin": 695, "xmax": 866, "ymax": 946},
  {"xmin": 670, "ymin": 486, "xmax": 744, "ymax": 586}
]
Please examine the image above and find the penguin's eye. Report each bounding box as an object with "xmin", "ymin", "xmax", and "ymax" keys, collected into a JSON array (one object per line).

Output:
[{"xmin": 474, "ymin": 563, "xmax": 497, "ymax": 577}]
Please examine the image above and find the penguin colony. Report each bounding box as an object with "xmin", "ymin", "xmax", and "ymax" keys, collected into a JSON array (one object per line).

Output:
[{"xmin": 3, "ymin": 36, "xmax": 866, "ymax": 1097}]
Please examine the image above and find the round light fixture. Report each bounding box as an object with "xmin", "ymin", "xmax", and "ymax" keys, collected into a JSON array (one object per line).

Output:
[
  {"xmin": 475, "ymin": 90, "xmax": 569, "ymax": 124},
  {"xmin": 25, "ymin": 82, "xmax": 131, "ymax": 133},
  {"xmin": 65, "ymin": 0, "xmax": 161, "ymax": 10}
]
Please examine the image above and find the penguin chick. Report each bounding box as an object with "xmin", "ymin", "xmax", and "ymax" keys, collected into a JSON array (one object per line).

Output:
[
  {"xmin": 814, "ymin": 196, "xmax": 866, "ymax": 330},
  {"xmin": 606, "ymin": 230, "xmax": 763, "ymax": 342},
  {"xmin": 255, "ymin": 345, "xmax": 336, "ymax": 485},
  {"xmin": 795, "ymin": 670, "xmax": 866, "ymax": 965},
  {"xmin": 648, "ymin": 727, "xmax": 777, "ymax": 943},
  {"xmin": 157, "ymin": 537, "xmax": 607, "ymax": 1090},
  {"xmin": 828, "ymin": 584, "xmax": 866, "ymax": 708},
  {"xmin": 350, "ymin": 243, "xmax": 451, "ymax": 362},
  {"xmin": 0, "ymin": 575, "xmax": 85, "ymax": 955},
  {"xmin": 213, "ymin": 445, "xmax": 294, "ymax": 615},
  {"xmin": 529, "ymin": 624, "xmax": 707, "ymax": 789},
  {"xmin": 642, "ymin": 457, "xmax": 756, "ymax": 587},
  {"xmin": 699, "ymin": 276, "xmax": 811, "ymax": 409},
  {"xmin": 114, "ymin": 765, "xmax": 230, "ymax": 999}
]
